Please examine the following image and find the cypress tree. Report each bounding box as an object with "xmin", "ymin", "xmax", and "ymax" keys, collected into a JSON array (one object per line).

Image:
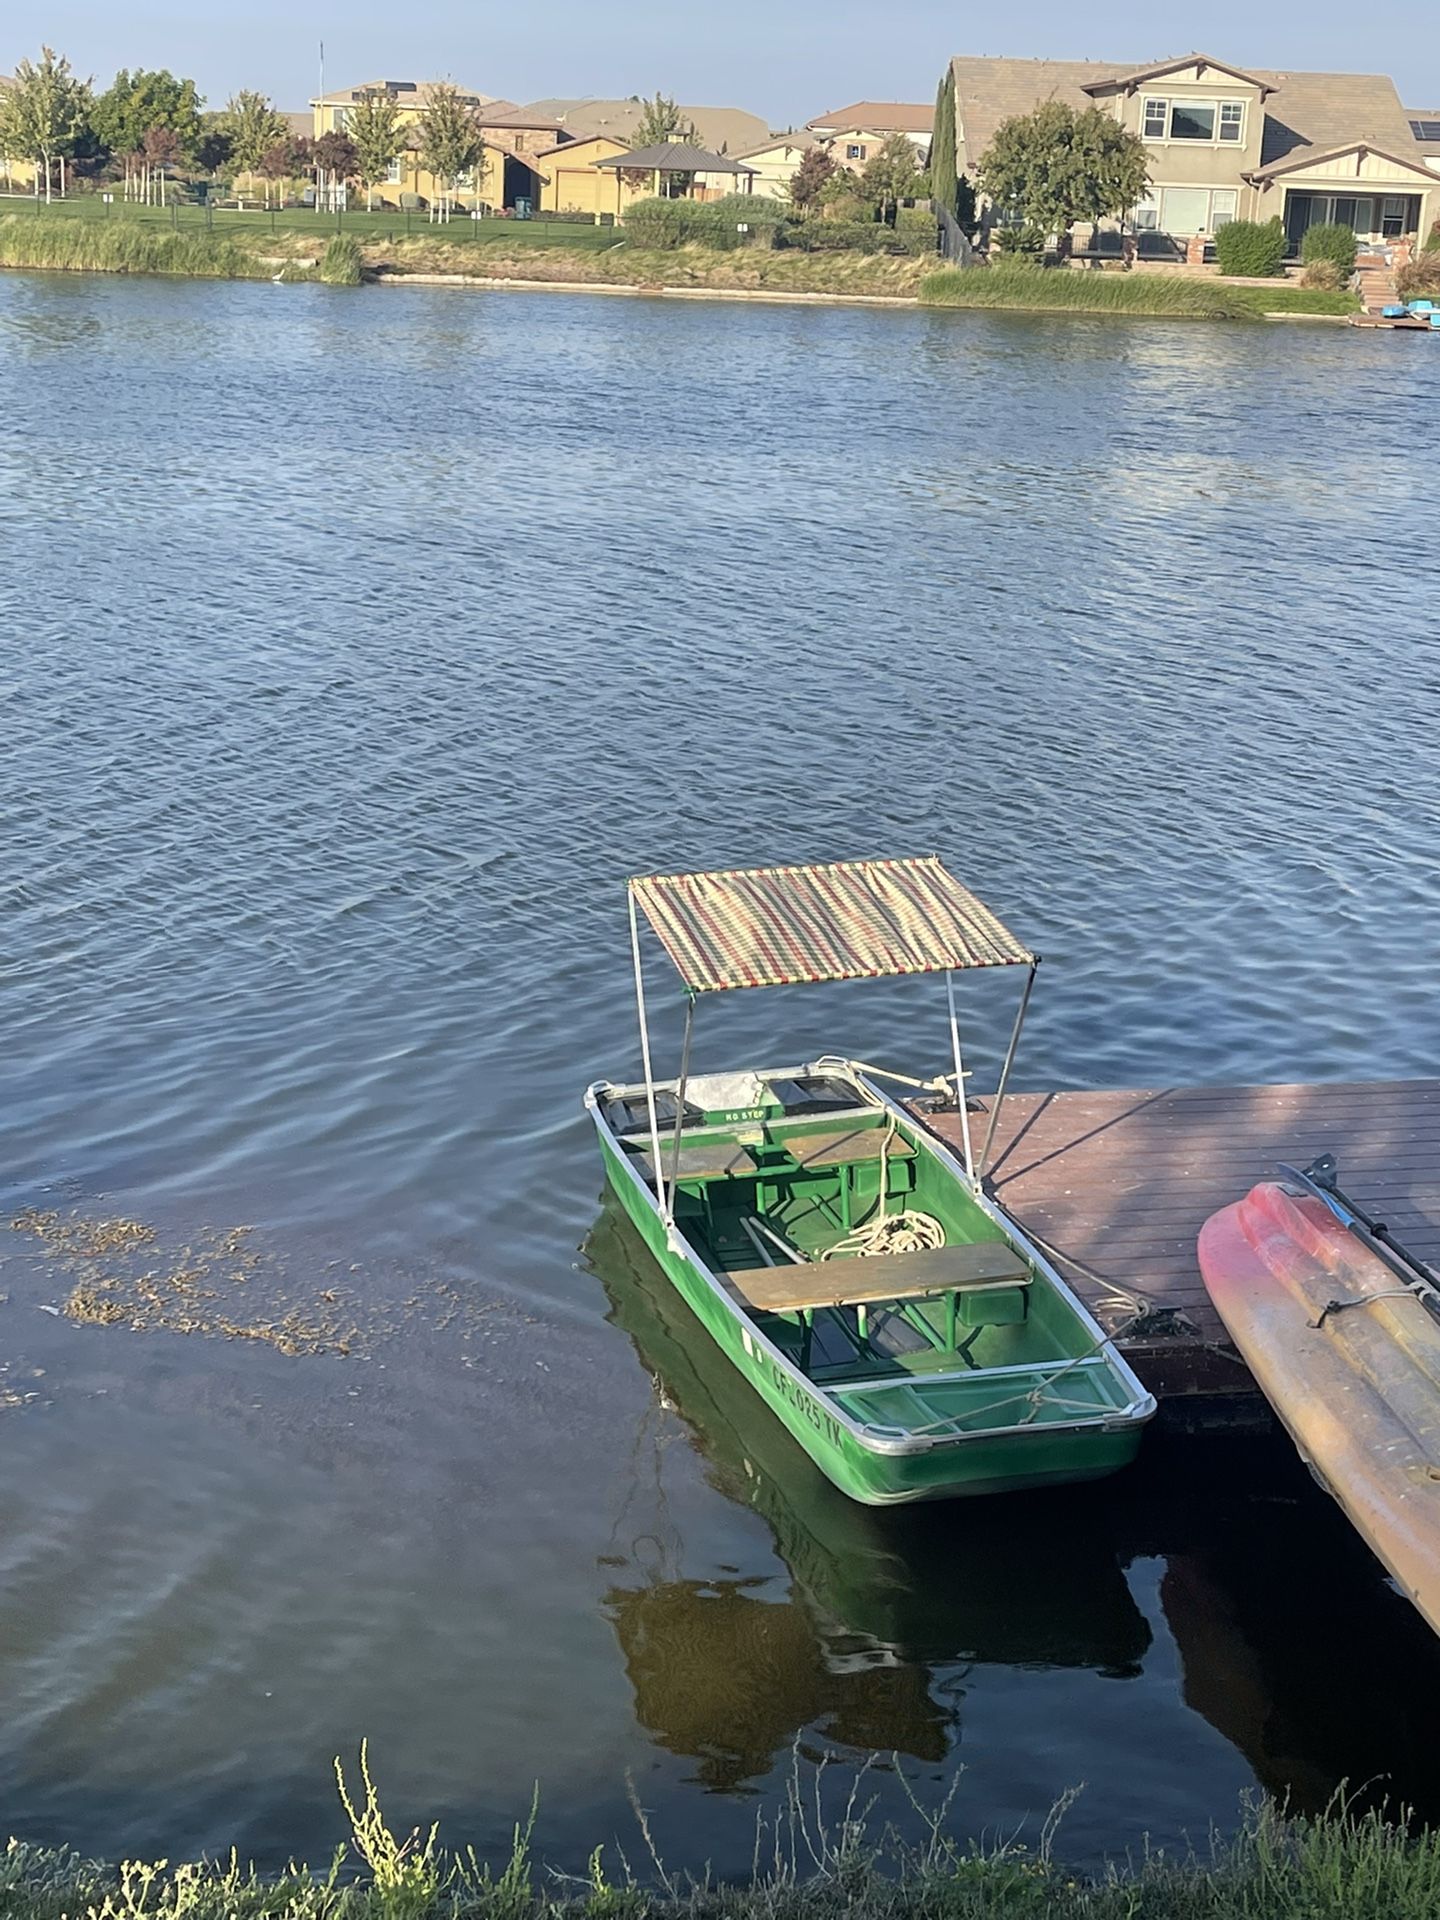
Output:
[{"xmin": 930, "ymin": 69, "xmax": 958, "ymax": 220}]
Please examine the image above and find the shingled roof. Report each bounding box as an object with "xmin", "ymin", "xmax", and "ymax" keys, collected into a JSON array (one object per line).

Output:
[
  {"xmin": 805, "ymin": 100, "xmax": 933, "ymax": 134},
  {"xmin": 948, "ymin": 53, "xmax": 1422, "ymax": 172},
  {"xmin": 518, "ymin": 99, "xmax": 769, "ymax": 155}
]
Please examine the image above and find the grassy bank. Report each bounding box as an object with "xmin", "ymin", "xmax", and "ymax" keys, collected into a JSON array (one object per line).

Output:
[
  {"xmin": 3, "ymin": 1754, "xmax": 1440, "ymax": 1920},
  {"xmin": 0, "ymin": 213, "xmax": 278, "ymax": 279},
  {"xmin": 365, "ymin": 236, "xmax": 930, "ymax": 297},
  {"xmin": 920, "ymin": 265, "xmax": 1356, "ymax": 320}
]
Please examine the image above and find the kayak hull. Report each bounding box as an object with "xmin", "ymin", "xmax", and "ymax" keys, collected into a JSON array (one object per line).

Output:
[{"xmin": 1198, "ymin": 1181, "xmax": 1440, "ymax": 1633}]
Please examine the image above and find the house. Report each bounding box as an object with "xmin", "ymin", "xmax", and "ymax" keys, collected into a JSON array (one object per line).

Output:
[
  {"xmin": 946, "ymin": 51, "xmax": 1439, "ymax": 252},
  {"xmin": 538, "ymin": 136, "xmax": 757, "ymax": 216},
  {"xmin": 311, "ymin": 79, "xmax": 562, "ymax": 210},
  {"xmin": 730, "ymin": 134, "xmax": 818, "ymax": 200},
  {"xmin": 0, "ymin": 74, "xmax": 37, "ymax": 192},
  {"xmin": 803, "ymin": 101, "xmax": 933, "ymax": 171},
  {"xmin": 520, "ymin": 98, "xmax": 769, "ymax": 155}
]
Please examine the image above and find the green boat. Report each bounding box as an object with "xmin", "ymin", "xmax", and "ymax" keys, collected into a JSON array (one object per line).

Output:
[{"xmin": 586, "ymin": 856, "xmax": 1155, "ymax": 1506}]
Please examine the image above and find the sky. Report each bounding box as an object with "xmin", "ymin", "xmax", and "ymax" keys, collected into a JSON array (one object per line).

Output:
[{"xmin": 4, "ymin": 0, "xmax": 1438, "ymax": 130}]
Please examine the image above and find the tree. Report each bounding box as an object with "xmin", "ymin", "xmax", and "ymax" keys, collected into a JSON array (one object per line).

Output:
[
  {"xmin": 0, "ymin": 48, "xmax": 91, "ymax": 202},
  {"xmin": 787, "ymin": 144, "xmax": 836, "ymax": 212},
  {"xmin": 258, "ymin": 133, "xmax": 309, "ymax": 208},
  {"xmin": 312, "ymin": 129, "xmax": 358, "ymax": 212},
  {"xmin": 141, "ymin": 124, "xmax": 181, "ymax": 205},
  {"xmin": 347, "ymin": 88, "xmax": 404, "ymax": 209},
  {"xmin": 859, "ymin": 131, "xmax": 922, "ymax": 226},
  {"xmin": 195, "ymin": 117, "xmax": 234, "ymax": 176},
  {"xmin": 418, "ymin": 82, "xmax": 484, "ymax": 221},
  {"xmin": 223, "ymin": 90, "xmax": 287, "ymax": 197},
  {"xmin": 929, "ymin": 72, "xmax": 958, "ymax": 220},
  {"xmin": 623, "ymin": 92, "xmax": 700, "ymax": 192},
  {"xmin": 92, "ymin": 69, "xmax": 203, "ymax": 177},
  {"xmin": 978, "ymin": 100, "xmax": 1148, "ymax": 253}
]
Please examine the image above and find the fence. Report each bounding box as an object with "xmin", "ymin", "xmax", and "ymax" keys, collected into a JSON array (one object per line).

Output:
[{"xmin": 932, "ymin": 202, "xmax": 974, "ymax": 266}]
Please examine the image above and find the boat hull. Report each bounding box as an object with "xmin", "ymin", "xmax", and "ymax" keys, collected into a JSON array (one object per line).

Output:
[
  {"xmin": 1199, "ymin": 1181, "xmax": 1440, "ymax": 1634},
  {"xmin": 596, "ymin": 1123, "xmax": 1145, "ymax": 1505}
]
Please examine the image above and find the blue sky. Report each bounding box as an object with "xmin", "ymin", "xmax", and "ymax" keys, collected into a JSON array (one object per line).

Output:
[{"xmin": 5, "ymin": 0, "xmax": 1438, "ymax": 129}]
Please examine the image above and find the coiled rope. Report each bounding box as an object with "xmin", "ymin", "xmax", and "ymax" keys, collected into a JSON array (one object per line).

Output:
[{"xmin": 820, "ymin": 1120, "xmax": 946, "ymax": 1260}]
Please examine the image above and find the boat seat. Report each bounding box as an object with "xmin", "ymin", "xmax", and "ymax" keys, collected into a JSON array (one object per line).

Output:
[
  {"xmin": 774, "ymin": 1126, "xmax": 916, "ymax": 1170},
  {"xmin": 731, "ymin": 1241, "xmax": 1031, "ymax": 1316},
  {"xmin": 629, "ymin": 1142, "xmax": 756, "ymax": 1185}
]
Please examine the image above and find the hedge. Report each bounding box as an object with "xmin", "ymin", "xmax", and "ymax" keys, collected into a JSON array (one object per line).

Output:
[
  {"xmin": 1300, "ymin": 221, "xmax": 1357, "ymax": 275},
  {"xmin": 1214, "ymin": 217, "xmax": 1287, "ymax": 277}
]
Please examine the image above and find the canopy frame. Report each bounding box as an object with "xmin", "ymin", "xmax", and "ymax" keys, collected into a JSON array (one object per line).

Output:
[{"xmin": 624, "ymin": 859, "xmax": 1039, "ymax": 1223}]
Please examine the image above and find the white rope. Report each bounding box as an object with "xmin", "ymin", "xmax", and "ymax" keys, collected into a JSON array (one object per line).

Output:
[{"xmin": 820, "ymin": 1120, "xmax": 946, "ymax": 1261}]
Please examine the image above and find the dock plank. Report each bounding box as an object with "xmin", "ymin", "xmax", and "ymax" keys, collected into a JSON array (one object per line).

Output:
[{"xmin": 915, "ymin": 1079, "xmax": 1440, "ymax": 1422}]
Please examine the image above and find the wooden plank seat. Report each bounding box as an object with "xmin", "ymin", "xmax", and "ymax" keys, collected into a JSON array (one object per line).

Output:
[
  {"xmin": 630, "ymin": 1142, "xmax": 756, "ymax": 1185},
  {"xmin": 731, "ymin": 1241, "xmax": 1032, "ymax": 1316},
  {"xmin": 776, "ymin": 1126, "xmax": 916, "ymax": 1169}
]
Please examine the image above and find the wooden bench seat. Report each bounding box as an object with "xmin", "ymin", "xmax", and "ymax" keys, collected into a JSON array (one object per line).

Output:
[
  {"xmin": 731, "ymin": 1240, "xmax": 1032, "ymax": 1316},
  {"xmin": 774, "ymin": 1126, "xmax": 916, "ymax": 1170},
  {"xmin": 630, "ymin": 1142, "xmax": 756, "ymax": 1185}
]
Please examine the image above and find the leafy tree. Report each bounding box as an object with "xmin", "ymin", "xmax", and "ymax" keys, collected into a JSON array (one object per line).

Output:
[
  {"xmin": 223, "ymin": 89, "xmax": 287, "ymax": 194},
  {"xmin": 860, "ymin": 131, "xmax": 923, "ymax": 226},
  {"xmin": 312, "ymin": 129, "xmax": 358, "ymax": 211},
  {"xmin": 195, "ymin": 117, "xmax": 234, "ymax": 175},
  {"xmin": 258, "ymin": 133, "xmax": 309, "ymax": 208},
  {"xmin": 979, "ymin": 100, "xmax": 1148, "ymax": 252},
  {"xmin": 929, "ymin": 72, "xmax": 958, "ymax": 219},
  {"xmin": 787, "ymin": 144, "xmax": 836, "ymax": 211},
  {"xmin": 0, "ymin": 48, "xmax": 92, "ymax": 202},
  {"xmin": 623, "ymin": 92, "xmax": 700, "ymax": 192},
  {"xmin": 92, "ymin": 69, "xmax": 203, "ymax": 168},
  {"xmin": 418, "ymin": 82, "xmax": 485, "ymax": 220},
  {"xmin": 347, "ymin": 88, "xmax": 405, "ymax": 208},
  {"xmin": 141, "ymin": 123, "xmax": 180, "ymax": 204}
]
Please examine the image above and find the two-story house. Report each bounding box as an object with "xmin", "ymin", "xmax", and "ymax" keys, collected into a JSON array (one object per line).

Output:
[
  {"xmin": 947, "ymin": 52, "xmax": 1438, "ymax": 253},
  {"xmin": 310, "ymin": 81, "xmax": 568, "ymax": 211},
  {"xmin": 803, "ymin": 101, "xmax": 933, "ymax": 174}
]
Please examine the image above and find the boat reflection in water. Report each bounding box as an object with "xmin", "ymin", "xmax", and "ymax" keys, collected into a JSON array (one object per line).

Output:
[{"xmin": 583, "ymin": 1200, "xmax": 1151, "ymax": 1792}]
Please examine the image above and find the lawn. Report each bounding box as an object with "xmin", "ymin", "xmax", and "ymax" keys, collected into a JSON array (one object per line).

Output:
[{"xmin": 0, "ymin": 192, "xmax": 615, "ymax": 251}]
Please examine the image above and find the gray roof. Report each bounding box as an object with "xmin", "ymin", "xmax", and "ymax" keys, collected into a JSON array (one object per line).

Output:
[
  {"xmin": 519, "ymin": 98, "xmax": 769, "ymax": 154},
  {"xmin": 948, "ymin": 53, "xmax": 1422, "ymax": 174},
  {"xmin": 593, "ymin": 142, "xmax": 755, "ymax": 172}
]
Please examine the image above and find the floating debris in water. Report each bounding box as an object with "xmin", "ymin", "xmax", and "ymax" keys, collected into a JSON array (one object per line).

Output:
[{"xmin": 10, "ymin": 1209, "xmax": 157, "ymax": 1258}]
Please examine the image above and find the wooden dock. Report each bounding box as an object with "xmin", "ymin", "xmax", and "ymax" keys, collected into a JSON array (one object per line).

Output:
[{"xmin": 917, "ymin": 1079, "xmax": 1440, "ymax": 1429}]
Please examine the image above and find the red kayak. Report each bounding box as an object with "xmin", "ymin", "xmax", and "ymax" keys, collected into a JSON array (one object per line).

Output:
[{"xmin": 1199, "ymin": 1174, "xmax": 1440, "ymax": 1636}]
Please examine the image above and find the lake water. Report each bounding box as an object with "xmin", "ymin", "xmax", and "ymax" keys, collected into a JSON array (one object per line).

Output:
[{"xmin": 3, "ymin": 270, "xmax": 1440, "ymax": 1877}]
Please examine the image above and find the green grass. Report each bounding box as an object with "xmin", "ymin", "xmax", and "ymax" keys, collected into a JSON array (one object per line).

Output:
[
  {"xmin": 921, "ymin": 264, "xmax": 1264, "ymax": 319},
  {"xmin": 921, "ymin": 265, "xmax": 1359, "ymax": 321},
  {"xmin": 2, "ymin": 1755, "xmax": 1440, "ymax": 1920},
  {"xmin": 0, "ymin": 213, "xmax": 276, "ymax": 279},
  {"xmin": 0, "ymin": 193, "xmax": 615, "ymax": 251}
]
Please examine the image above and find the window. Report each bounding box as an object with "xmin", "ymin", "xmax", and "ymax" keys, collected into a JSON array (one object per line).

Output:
[
  {"xmin": 1210, "ymin": 188, "xmax": 1238, "ymax": 228},
  {"xmin": 1132, "ymin": 192, "xmax": 1160, "ymax": 230},
  {"xmin": 1382, "ymin": 196, "xmax": 1408, "ymax": 238},
  {"xmin": 385, "ymin": 156, "xmax": 404, "ymax": 185},
  {"xmin": 1169, "ymin": 102, "xmax": 1216, "ymax": 140},
  {"xmin": 846, "ymin": 143, "xmax": 865, "ymax": 159},
  {"xmin": 1144, "ymin": 97, "xmax": 1246, "ymax": 142}
]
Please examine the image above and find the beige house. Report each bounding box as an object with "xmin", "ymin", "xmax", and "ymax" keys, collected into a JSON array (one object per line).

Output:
[
  {"xmin": 730, "ymin": 135, "xmax": 818, "ymax": 200},
  {"xmin": 948, "ymin": 52, "xmax": 1438, "ymax": 252},
  {"xmin": 804, "ymin": 100, "xmax": 933, "ymax": 171},
  {"xmin": 520, "ymin": 98, "xmax": 769, "ymax": 155},
  {"xmin": 0, "ymin": 73, "xmax": 38, "ymax": 192},
  {"xmin": 311, "ymin": 80, "xmax": 566, "ymax": 210}
]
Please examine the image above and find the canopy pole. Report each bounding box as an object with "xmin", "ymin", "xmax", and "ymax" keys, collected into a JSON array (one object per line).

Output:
[
  {"xmin": 980, "ymin": 960, "xmax": 1038, "ymax": 1180},
  {"xmin": 628, "ymin": 887, "xmax": 670, "ymax": 1226},
  {"xmin": 665, "ymin": 992, "xmax": 696, "ymax": 1218},
  {"xmin": 945, "ymin": 970, "xmax": 975, "ymax": 1181}
]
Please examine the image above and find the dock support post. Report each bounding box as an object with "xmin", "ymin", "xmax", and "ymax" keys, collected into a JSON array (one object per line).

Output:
[
  {"xmin": 628, "ymin": 886, "xmax": 671, "ymax": 1229},
  {"xmin": 945, "ymin": 969, "xmax": 975, "ymax": 1181},
  {"xmin": 981, "ymin": 959, "xmax": 1038, "ymax": 1179}
]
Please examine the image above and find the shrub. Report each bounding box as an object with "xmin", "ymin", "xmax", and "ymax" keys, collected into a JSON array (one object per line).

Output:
[
  {"xmin": 704, "ymin": 193, "xmax": 788, "ymax": 247},
  {"xmin": 320, "ymin": 233, "xmax": 363, "ymax": 284},
  {"xmin": 1299, "ymin": 257, "xmax": 1345, "ymax": 290},
  {"xmin": 1214, "ymin": 216, "xmax": 1287, "ymax": 277},
  {"xmin": 921, "ymin": 263, "xmax": 1259, "ymax": 318},
  {"xmin": 1396, "ymin": 251, "xmax": 1440, "ymax": 299},
  {"xmin": 991, "ymin": 223, "xmax": 1048, "ymax": 257},
  {"xmin": 779, "ymin": 217, "xmax": 929, "ymax": 255},
  {"xmin": 1300, "ymin": 220, "xmax": 1357, "ymax": 276},
  {"xmin": 621, "ymin": 197, "xmax": 723, "ymax": 248}
]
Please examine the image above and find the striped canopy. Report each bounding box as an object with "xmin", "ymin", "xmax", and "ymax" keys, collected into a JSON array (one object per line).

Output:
[{"xmin": 630, "ymin": 858, "xmax": 1034, "ymax": 994}]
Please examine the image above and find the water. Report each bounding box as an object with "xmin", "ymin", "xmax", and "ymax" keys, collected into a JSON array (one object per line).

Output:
[{"xmin": 3, "ymin": 270, "xmax": 1440, "ymax": 1874}]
